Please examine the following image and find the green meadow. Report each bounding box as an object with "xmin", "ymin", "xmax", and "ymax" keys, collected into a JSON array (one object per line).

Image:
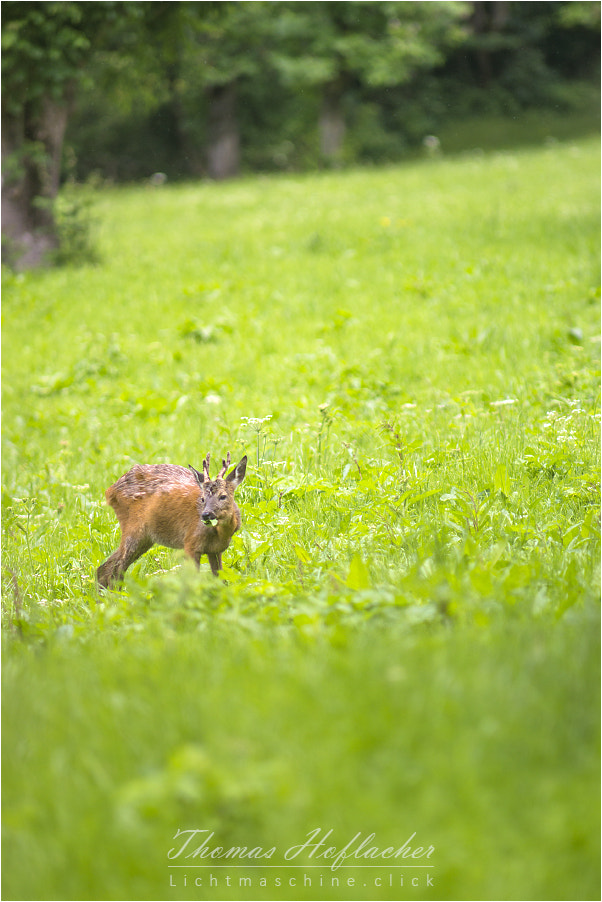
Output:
[{"xmin": 2, "ymin": 137, "xmax": 600, "ymax": 901}]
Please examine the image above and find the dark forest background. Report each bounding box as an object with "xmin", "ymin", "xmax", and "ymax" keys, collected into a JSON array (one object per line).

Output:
[
  {"xmin": 2, "ymin": 1, "xmax": 600, "ymax": 266},
  {"xmin": 67, "ymin": 1, "xmax": 601, "ymax": 180}
]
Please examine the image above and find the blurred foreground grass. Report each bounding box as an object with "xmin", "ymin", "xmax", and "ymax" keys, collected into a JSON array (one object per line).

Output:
[{"xmin": 2, "ymin": 616, "xmax": 600, "ymax": 901}]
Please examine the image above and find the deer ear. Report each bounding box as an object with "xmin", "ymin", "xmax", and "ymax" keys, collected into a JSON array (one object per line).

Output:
[
  {"xmin": 188, "ymin": 464, "xmax": 205, "ymax": 487},
  {"xmin": 226, "ymin": 455, "xmax": 247, "ymax": 487}
]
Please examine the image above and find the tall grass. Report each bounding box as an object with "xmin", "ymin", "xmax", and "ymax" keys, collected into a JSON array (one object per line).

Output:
[{"xmin": 2, "ymin": 137, "xmax": 600, "ymax": 901}]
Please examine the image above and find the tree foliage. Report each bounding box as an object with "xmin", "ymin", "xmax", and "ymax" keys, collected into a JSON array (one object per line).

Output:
[
  {"xmin": 266, "ymin": 1, "xmax": 467, "ymax": 160},
  {"xmin": 270, "ymin": 1, "xmax": 467, "ymax": 87}
]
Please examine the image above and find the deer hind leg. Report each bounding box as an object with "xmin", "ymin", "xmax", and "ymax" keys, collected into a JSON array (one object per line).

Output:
[
  {"xmin": 96, "ymin": 548, "xmax": 123, "ymax": 589},
  {"xmin": 97, "ymin": 534, "xmax": 153, "ymax": 589}
]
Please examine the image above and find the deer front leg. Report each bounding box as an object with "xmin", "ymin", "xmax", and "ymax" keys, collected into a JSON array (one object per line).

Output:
[
  {"xmin": 184, "ymin": 537, "xmax": 202, "ymax": 571},
  {"xmin": 207, "ymin": 552, "xmax": 222, "ymax": 576},
  {"xmin": 183, "ymin": 536, "xmax": 221, "ymax": 576}
]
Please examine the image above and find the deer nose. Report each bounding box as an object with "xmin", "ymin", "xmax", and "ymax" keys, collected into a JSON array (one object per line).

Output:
[{"xmin": 202, "ymin": 512, "xmax": 215, "ymax": 523}]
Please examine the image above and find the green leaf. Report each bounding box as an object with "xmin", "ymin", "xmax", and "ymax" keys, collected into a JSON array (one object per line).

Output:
[
  {"xmin": 346, "ymin": 555, "xmax": 371, "ymax": 591},
  {"xmin": 406, "ymin": 488, "xmax": 440, "ymax": 506},
  {"xmin": 494, "ymin": 464, "xmax": 511, "ymax": 496},
  {"xmin": 294, "ymin": 544, "xmax": 312, "ymax": 564}
]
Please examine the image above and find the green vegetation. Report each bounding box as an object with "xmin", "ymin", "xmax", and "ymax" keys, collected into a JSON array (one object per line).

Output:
[
  {"xmin": 2, "ymin": 138, "xmax": 600, "ymax": 900},
  {"xmin": 435, "ymin": 104, "xmax": 601, "ymax": 156}
]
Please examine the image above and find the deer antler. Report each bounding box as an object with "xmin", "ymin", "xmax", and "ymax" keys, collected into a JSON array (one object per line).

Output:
[
  {"xmin": 188, "ymin": 453, "xmax": 211, "ymax": 486},
  {"xmin": 218, "ymin": 451, "xmax": 231, "ymax": 479}
]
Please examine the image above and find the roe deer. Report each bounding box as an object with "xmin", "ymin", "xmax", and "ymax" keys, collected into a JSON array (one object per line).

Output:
[{"xmin": 96, "ymin": 452, "xmax": 247, "ymax": 589}]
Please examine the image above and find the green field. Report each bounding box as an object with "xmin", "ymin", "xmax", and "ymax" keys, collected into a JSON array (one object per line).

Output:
[{"xmin": 2, "ymin": 137, "xmax": 600, "ymax": 901}]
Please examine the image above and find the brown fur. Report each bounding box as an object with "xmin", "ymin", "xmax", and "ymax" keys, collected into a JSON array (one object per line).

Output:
[{"xmin": 97, "ymin": 454, "xmax": 247, "ymax": 589}]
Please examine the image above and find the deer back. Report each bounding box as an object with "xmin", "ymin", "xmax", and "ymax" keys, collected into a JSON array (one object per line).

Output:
[
  {"xmin": 106, "ymin": 465, "xmax": 200, "ymax": 546},
  {"xmin": 105, "ymin": 457, "xmax": 246, "ymax": 553}
]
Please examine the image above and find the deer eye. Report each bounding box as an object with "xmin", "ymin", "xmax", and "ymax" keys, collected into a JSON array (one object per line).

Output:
[{"xmin": 219, "ymin": 493, "xmax": 227, "ymax": 501}]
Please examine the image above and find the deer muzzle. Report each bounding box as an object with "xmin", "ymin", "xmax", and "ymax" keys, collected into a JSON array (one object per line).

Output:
[{"xmin": 202, "ymin": 506, "xmax": 218, "ymax": 524}]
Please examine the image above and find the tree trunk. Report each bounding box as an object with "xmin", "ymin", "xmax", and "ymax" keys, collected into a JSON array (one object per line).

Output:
[
  {"xmin": 319, "ymin": 80, "xmax": 346, "ymax": 165},
  {"xmin": 1, "ymin": 94, "xmax": 70, "ymax": 269},
  {"xmin": 206, "ymin": 82, "xmax": 240, "ymax": 180},
  {"xmin": 470, "ymin": 1, "xmax": 510, "ymax": 87}
]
